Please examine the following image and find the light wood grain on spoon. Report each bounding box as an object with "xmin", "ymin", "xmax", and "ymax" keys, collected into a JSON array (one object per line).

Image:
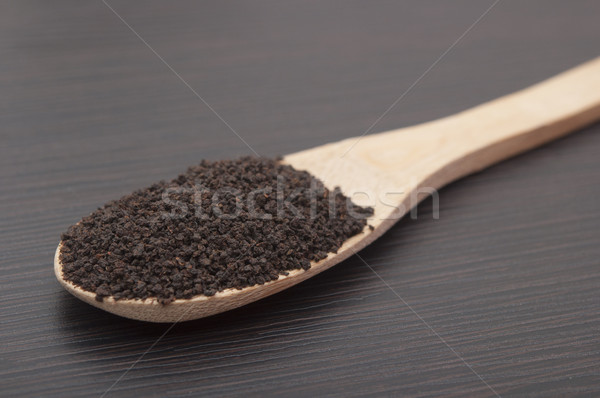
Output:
[{"xmin": 55, "ymin": 57, "xmax": 600, "ymax": 322}]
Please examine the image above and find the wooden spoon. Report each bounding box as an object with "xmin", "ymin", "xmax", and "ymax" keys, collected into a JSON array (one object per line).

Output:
[{"xmin": 55, "ymin": 57, "xmax": 600, "ymax": 322}]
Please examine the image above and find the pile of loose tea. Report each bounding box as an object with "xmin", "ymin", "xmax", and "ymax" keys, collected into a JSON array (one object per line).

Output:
[{"xmin": 60, "ymin": 156, "xmax": 373, "ymax": 304}]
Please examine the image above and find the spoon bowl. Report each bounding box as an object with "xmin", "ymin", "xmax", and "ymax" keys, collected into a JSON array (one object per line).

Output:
[
  {"xmin": 55, "ymin": 57, "xmax": 600, "ymax": 322},
  {"xmin": 54, "ymin": 227, "xmax": 374, "ymax": 322}
]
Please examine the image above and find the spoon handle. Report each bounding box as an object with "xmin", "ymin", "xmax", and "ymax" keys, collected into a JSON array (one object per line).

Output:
[{"xmin": 360, "ymin": 57, "xmax": 600, "ymax": 188}]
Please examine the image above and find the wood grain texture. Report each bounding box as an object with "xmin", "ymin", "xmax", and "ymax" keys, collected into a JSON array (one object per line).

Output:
[{"xmin": 1, "ymin": 0, "xmax": 599, "ymax": 396}]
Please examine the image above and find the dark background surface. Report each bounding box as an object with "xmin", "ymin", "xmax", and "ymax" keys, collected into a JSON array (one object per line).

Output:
[{"xmin": 1, "ymin": 1, "xmax": 599, "ymax": 397}]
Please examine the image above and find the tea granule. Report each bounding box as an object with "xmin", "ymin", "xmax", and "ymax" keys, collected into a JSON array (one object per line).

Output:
[{"xmin": 59, "ymin": 156, "xmax": 373, "ymax": 304}]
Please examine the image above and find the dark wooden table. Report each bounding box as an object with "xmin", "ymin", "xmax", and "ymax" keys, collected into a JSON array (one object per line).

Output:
[{"xmin": 2, "ymin": 1, "xmax": 599, "ymax": 397}]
